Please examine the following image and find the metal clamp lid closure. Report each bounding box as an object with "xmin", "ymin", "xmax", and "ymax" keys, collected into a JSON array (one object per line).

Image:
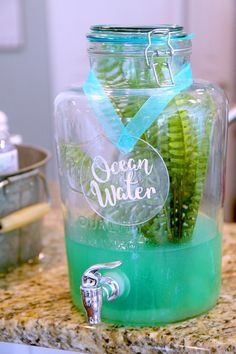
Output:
[{"xmin": 144, "ymin": 28, "xmax": 177, "ymax": 87}]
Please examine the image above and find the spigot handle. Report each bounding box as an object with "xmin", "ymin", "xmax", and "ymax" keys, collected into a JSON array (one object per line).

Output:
[
  {"xmin": 82, "ymin": 261, "xmax": 122, "ymax": 282},
  {"xmin": 80, "ymin": 260, "xmax": 122, "ymax": 325}
]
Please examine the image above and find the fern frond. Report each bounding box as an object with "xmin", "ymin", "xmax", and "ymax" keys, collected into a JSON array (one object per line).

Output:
[{"xmin": 62, "ymin": 56, "xmax": 215, "ymax": 244}]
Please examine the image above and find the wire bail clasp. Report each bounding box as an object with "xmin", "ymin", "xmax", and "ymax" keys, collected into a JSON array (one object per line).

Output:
[{"xmin": 144, "ymin": 28, "xmax": 176, "ymax": 87}]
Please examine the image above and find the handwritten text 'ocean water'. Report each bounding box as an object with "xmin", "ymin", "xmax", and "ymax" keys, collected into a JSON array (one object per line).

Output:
[{"xmin": 89, "ymin": 155, "xmax": 157, "ymax": 208}]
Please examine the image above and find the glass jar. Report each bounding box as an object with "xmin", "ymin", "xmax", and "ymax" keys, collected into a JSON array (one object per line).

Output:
[{"xmin": 54, "ymin": 25, "xmax": 228, "ymax": 326}]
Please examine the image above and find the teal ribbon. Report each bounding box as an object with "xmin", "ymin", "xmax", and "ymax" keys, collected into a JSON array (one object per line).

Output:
[{"xmin": 83, "ymin": 64, "xmax": 193, "ymax": 153}]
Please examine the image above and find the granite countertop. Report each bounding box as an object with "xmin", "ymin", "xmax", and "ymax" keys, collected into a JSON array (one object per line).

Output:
[{"xmin": 0, "ymin": 196, "xmax": 235, "ymax": 354}]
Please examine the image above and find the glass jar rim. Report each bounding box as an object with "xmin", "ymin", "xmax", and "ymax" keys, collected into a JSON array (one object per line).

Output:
[{"xmin": 87, "ymin": 24, "xmax": 193, "ymax": 44}]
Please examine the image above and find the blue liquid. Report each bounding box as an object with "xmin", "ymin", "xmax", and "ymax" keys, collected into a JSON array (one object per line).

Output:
[{"xmin": 65, "ymin": 214, "xmax": 222, "ymax": 326}]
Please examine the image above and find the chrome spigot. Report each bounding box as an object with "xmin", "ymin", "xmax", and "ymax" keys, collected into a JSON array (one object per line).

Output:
[{"xmin": 80, "ymin": 261, "xmax": 122, "ymax": 325}]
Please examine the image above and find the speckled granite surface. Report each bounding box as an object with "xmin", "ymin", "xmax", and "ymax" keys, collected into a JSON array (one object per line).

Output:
[{"xmin": 0, "ymin": 198, "xmax": 235, "ymax": 354}]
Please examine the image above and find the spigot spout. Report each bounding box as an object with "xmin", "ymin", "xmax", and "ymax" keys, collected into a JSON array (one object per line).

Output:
[
  {"xmin": 80, "ymin": 261, "xmax": 122, "ymax": 325},
  {"xmin": 80, "ymin": 286, "xmax": 103, "ymax": 324}
]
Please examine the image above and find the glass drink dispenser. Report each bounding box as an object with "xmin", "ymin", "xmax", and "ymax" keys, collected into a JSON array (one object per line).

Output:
[{"xmin": 54, "ymin": 25, "xmax": 228, "ymax": 326}]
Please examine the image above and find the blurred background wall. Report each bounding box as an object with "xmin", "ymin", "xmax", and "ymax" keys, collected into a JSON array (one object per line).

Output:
[
  {"xmin": 47, "ymin": 0, "xmax": 183, "ymax": 98},
  {"xmin": 0, "ymin": 0, "xmax": 236, "ymax": 219},
  {"xmin": 0, "ymin": 0, "xmax": 52, "ymax": 155},
  {"xmin": 47, "ymin": 0, "xmax": 236, "ymax": 104}
]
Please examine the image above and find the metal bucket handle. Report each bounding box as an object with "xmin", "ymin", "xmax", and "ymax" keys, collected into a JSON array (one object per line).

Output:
[{"xmin": 0, "ymin": 169, "xmax": 51, "ymax": 234}]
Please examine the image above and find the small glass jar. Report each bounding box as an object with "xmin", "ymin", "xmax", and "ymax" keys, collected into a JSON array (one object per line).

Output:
[{"xmin": 55, "ymin": 25, "xmax": 228, "ymax": 326}]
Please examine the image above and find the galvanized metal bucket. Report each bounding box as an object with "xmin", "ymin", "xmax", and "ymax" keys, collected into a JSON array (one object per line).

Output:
[{"xmin": 0, "ymin": 145, "xmax": 50, "ymax": 272}]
